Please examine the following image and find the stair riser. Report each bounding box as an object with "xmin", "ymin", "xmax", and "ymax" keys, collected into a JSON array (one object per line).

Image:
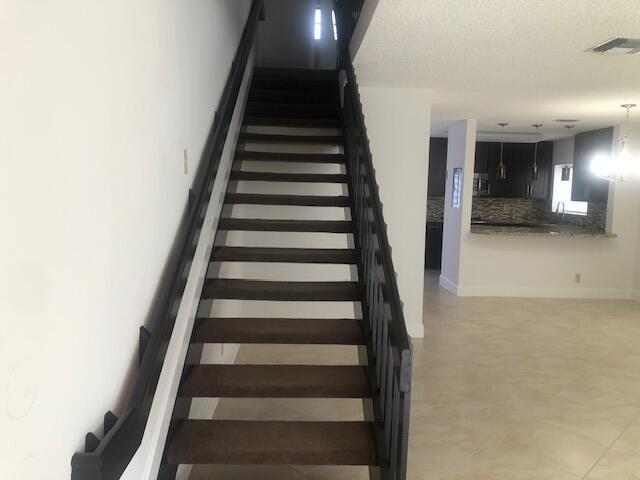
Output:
[
  {"xmin": 246, "ymin": 103, "xmax": 339, "ymax": 119},
  {"xmin": 249, "ymin": 89, "xmax": 337, "ymax": 104},
  {"xmin": 198, "ymin": 300, "xmax": 360, "ymax": 319},
  {"xmin": 240, "ymin": 133, "xmax": 343, "ymax": 145},
  {"xmin": 210, "ymin": 263, "xmax": 357, "ymax": 283},
  {"xmin": 231, "ymin": 182, "xmax": 346, "ymax": 197},
  {"xmin": 244, "ymin": 117, "xmax": 340, "ymax": 128},
  {"xmin": 215, "ymin": 231, "xmax": 353, "ymax": 249},
  {"xmin": 226, "ymin": 204, "xmax": 349, "ymax": 221},
  {"xmin": 251, "ymin": 78, "xmax": 336, "ymax": 91},
  {"xmin": 235, "ymin": 162, "xmax": 345, "ymax": 175},
  {"xmin": 241, "ymin": 143, "xmax": 342, "ymax": 155}
]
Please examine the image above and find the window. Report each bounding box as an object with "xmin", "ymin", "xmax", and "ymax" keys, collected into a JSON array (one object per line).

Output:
[
  {"xmin": 551, "ymin": 164, "xmax": 588, "ymax": 215},
  {"xmin": 314, "ymin": 8, "xmax": 322, "ymax": 40},
  {"xmin": 332, "ymin": 10, "xmax": 338, "ymax": 40}
]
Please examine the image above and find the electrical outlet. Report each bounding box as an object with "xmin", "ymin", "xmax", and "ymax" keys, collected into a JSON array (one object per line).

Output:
[
  {"xmin": 574, "ymin": 273, "xmax": 581, "ymax": 283},
  {"xmin": 182, "ymin": 149, "xmax": 188, "ymax": 174}
]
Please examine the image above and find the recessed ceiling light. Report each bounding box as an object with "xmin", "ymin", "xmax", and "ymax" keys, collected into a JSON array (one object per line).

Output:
[{"xmin": 554, "ymin": 119, "xmax": 581, "ymax": 123}]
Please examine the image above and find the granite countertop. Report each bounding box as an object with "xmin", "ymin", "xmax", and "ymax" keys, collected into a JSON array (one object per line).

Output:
[{"xmin": 470, "ymin": 224, "xmax": 616, "ymax": 238}]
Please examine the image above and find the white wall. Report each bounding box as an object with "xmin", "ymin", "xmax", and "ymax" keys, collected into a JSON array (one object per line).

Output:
[
  {"xmin": 259, "ymin": 0, "xmax": 337, "ymax": 69},
  {"xmin": 635, "ymin": 211, "xmax": 640, "ymax": 301},
  {"xmin": 356, "ymin": 87, "xmax": 431, "ymax": 337},
  {"xmin": 448, "ymin": 124, "xmax": 640, "ymax": 299},
  {"xmin": 440, "ymin": 120, "xmax": 477, "ymax": 292},
  {"xmin": 0, "ymin": 1, "xmax": 251, "ymax": 478}
]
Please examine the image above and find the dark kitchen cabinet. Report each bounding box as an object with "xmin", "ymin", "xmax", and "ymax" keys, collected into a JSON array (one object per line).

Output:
[
  {"xmin": 529, "ymin": 141, "xmax": 553, "ymax": 199},
  {"xmin": 505, "ymin": 143, "xmax": 534, "ymax": 198},
  {"xmin": 474, "ymin": 142, "xmax": 489, "ymax": 173},
  {"xmin": 486, "ymin": 142, "xmax": 510, "ymax": 197},
  {"xmin": 572, "ymin": 127, "xmax": 613, "ymax": 203},
  {"xmin": 428, "ymin": 137, "xmax": 448, "ymax": 197},
  {"xmin": 473, "ymin": 141, "xmax": 552, "ymax": 199},
  {"xmin": 425, "ymin": 223, "xmax": 443, "ymax": 270}
]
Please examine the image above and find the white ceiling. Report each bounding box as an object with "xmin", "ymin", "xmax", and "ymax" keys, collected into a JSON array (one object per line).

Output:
[{"xmin": 354, "ymin": 0, "xmax": 640, "ymax": 140}]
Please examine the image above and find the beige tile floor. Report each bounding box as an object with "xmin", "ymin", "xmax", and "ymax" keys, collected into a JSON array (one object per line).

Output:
[{"xmin": 190, "ymin": 271, "xmax": 640, "ymax": 479}]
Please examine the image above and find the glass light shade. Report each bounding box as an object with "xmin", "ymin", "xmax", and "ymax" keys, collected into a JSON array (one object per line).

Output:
[
  {"xmin": 497, "ymin": 161, "xmax": 507, "ymax": 180},
  {"xmin": 591, "ymin": 135, "xmax": 640, "ymax": 182}
]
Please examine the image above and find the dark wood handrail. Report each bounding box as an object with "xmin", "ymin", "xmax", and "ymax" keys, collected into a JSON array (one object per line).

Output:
[
  {"xmin": 70, "ymin": 2, "xmax": 264, "ymax": 478},
  {"xmin": 336, "ymin": 1, "xmax": 412, "ymax": 478}
]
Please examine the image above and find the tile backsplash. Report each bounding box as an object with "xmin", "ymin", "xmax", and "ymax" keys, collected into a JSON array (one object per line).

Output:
[{"xmin": 426, "ymin": 196, "xmax": 606, "ymax": 231}]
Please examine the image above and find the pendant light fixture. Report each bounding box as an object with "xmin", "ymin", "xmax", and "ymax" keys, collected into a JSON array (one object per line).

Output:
[
  {"xmin": 561, "ymin": 125, "xmax": 575, "ymax": 181},
  {"xmin": 497, "ymin": 123, "xmax": 508, "ymax": 180},
  {"xmin": 591, "ymin": 104, "xmax": 640, "ymax": 182},
  {"xmin": 531, "ymin": 124, "xmax": 543, "ymax": 180}
]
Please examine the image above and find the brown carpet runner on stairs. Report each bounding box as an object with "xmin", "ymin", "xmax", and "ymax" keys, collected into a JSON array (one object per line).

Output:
[{"xmin": 163, "ymin": 67, "xmax": 378, "ymax": 471}]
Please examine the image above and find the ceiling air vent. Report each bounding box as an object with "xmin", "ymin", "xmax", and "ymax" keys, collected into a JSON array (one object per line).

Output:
[{"xmin": 588, "ymin": 37, "xmax": 640, "ymax": 55}]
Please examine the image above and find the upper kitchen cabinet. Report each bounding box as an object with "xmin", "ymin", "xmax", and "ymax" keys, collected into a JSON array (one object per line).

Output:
[
  {"xmin": 529, "ymin": 141, "xmax": 553, "ymax": 199},
  {"xmin": 572, "ymin": 127, "xmax": 613, "ymax": 203},
  {"xmin": 428, "ymin": 137, "xmax": 448, "ymax": 197},
  {"xmin": 474, "ymin": 142, "xmax": 490, "ymax": 173},
  {"xmin": 504, "ymin": 143, "xmax": 534, "ymax": 198},
  {"xmin": 473, "ymin": 141, "xmax": 552, "ymax": 199}
]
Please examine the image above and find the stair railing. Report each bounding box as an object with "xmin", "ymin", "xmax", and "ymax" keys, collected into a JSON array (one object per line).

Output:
[
  {"xmin": 70, "ymin": 2, "xmax": 264, "ymax": 479},
  {"xmin": 335, "ymin": 3, "xmax": 413, "ymax": 478},
  {"xmin": 342, "ymin": 58, "xmax": 413, "ymax": 480}
]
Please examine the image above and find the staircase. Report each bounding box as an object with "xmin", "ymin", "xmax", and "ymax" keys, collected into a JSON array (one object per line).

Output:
[
  {"xmin": 71, "ymin": 3, "xmax": 411, "ymax": 479},
  {"xmin": 163, "ymin": 68, "xmax": 379, "ymax": 473}
]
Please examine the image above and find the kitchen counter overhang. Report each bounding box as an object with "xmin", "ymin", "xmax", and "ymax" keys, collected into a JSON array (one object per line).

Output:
[{"xmin": 470, "ymin": 224, "xmax": 617, "ymax": 238}]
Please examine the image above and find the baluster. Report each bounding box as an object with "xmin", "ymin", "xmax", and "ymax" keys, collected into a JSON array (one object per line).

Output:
[
  {"xmin": 397, "ymin": 389, "xmax": 411, "ymax": 480},
  {"xmin": 378, "ymin": 319, "xmax": 389, "ymax": 401},
  {"xmin": 382, "ymin": 352, "xmax": 394, "ymax": 460},
  {"xmin": 387, "ymin": 377, "xmax": 401, "ymax": 479}
]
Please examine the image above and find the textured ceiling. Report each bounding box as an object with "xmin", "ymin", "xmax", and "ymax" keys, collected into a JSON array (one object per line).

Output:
[{"xmin": 354, "ymin": 0, "xmax": 640, "ymax": 139}]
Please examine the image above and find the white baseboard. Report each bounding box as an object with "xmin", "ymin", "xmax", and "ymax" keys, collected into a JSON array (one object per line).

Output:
[
  {"xmin": 456, "ymin": 285, "xmax": 633, "ymax": 299},
  {"xmin": 438, "ymin": 275, "xmax": 459, "ymax": 295},
  {"xmin": 406, "ymin": 322, "xmax": 424, "ymax": 338},
  {"xmin": 436, "ymin": 274, "xmax": 632, "ymax": 299}
]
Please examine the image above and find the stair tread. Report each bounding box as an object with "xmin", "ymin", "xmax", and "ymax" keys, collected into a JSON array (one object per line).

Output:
[
  {"xmin": 230, "ymin": 171, "xmax": 348, "ymax": 183},
  {"xmin": 212, "ymin": 247, "xmax": 356, "ymax": 263},
  {"xmin": 202, "ymin": 279, "xmax": 360, "ymax": 301},
  {"xmin": 193, "ymin": 318, "xmax": 364, "ymax": 345},
  {"xmin": 249, "ymin": 89, "xmax": 337, "ymax": 104},
  {"xmin": 217, "ymin": 218, "xmax": 353, "ymax": 233},
  {"xmin": 235, "ymin": 151, "xmax": 344, "ymax": 164},
  {"xmin": 239, "ymin": 133, "xmax": 343, "ymax": 144},
  {"xmin": 166, "ymin": 420, "xmax": 377, "ymax": 465},
  {"xmin": 180, "ymin": 364, "xmax": 370, "ymax": 398},
  {"xmin": 244, "ymin": 117, "xmax": 340, "ymax": 128},
  {"xmin": 246, "ymin": 102, "xmax": 338, "ymax": 119},
  {"xmin": 224, "ymin": 193, "xmax": 351, "ymax": 207}
]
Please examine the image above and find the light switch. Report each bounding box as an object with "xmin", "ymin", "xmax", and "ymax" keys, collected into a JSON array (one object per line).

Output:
[{"xmin": 183, "ymin": 149, "xmax": 188, "ymax": 174}]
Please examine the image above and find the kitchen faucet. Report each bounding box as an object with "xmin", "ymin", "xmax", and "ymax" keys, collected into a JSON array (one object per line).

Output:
[{"xmin": 555, "ymin": 201, "xmax": 566, "ymax": 225}]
